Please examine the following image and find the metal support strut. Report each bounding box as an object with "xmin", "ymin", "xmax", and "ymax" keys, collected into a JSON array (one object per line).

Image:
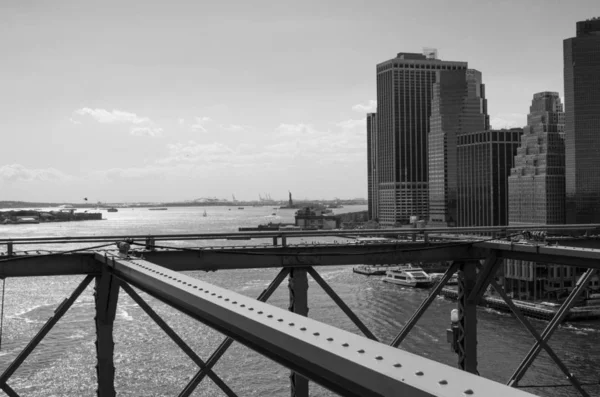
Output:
[
  {"xmin": 95, "ymin": 268, "xmax": 120, "ymax": 397},
  {"xmin": 0, "ymin": 275, "xmax": 94, "ymax": 396},
  {"xmin": 457, "ymin": 261, "xmax": 478, "ymax": 374},
  {"xmin": 288, "ymin": 268, "xmax": 309, "ymax": 397}
]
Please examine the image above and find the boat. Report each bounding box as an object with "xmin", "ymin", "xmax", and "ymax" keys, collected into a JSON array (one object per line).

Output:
[
  {"xmin": 238, "ymin": 207, "xmax": 244, "ymax": 210},
  {"xmin": 203, "ymin": 210, "xmax": 207, "ymax": 217},
  {"xmin": 107, "ymin": 208, "xmax": 118, "ymax": 213},
  {"xmin": 149, "ymin": 207, "xmax": 168, "ymax": 211},
  {"xmin": 430, "ymin": 272, "xmax": 459, "ymax": 285},
  {"xmin": 353, "ymin": 265, "xmax": 397, "ymax": 276},
  {"xmin": 383, "ymin": 265, "xmax": 433, "ymax": 288},
  {"xmin": 271, "ymin": 212, "xmax": 276, "ymax": 216}
]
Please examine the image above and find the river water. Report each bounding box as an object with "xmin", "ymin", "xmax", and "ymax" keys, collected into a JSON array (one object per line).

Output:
[{"xmin": 0, "ymin": 205, "xmax": 598, "ymax": 396}]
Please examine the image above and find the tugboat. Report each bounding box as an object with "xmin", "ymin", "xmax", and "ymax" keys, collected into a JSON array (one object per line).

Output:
[{"xmin": 107, "ymin": 207, "xmax": 118, "ymax": 213}]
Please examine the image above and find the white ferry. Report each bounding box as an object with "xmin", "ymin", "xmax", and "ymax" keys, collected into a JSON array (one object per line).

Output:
[{"xmin": 383, "ymin": 265, "xmax": 433, "ymax": 288}]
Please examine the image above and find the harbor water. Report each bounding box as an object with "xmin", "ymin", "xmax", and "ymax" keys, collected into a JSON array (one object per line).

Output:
[{"xmin": 0, "ymin": 205, "xmax": 598, "ymax": 396}]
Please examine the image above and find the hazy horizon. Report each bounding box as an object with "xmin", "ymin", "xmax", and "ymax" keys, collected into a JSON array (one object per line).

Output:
[{"xmin": 2, "ymin": 0, "xmax": 598, "ymax": 202}]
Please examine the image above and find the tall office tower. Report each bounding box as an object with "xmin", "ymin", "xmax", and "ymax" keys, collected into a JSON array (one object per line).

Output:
[
  {"xmin": 564, "ymin": 18, "xmax": 600, "ymax": 223},
  {"xmin": 376, "ymin": 50, "xmax": 467, "ymax": 225},
  {"xmin": 508, "ymin": 92, "xmax": 565, "ymax": 225},
  {"xmin": 367, "ymin": 113, "xmax": 378, "ymax": 220},
  {"xmin": 457, "ymin": 128, "xmax": 523, "ymax": 226},
  {"xmin": 428, "ymin": 69, "xmax": 489, "ymax": 226}
]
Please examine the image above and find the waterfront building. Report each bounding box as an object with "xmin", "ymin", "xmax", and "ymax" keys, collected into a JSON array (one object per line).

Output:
[
  {"xmin": 428, "ymin": 69, "xmax": 489, "ymax": 226},
  {"xmin": 294, "ymin": 207, "xmax": 338, "ymax": 230},
  {"xmin": 376, "ymin": 50, "xmax": 468, "ymax": 225},
  {"xmin": 564, "ymin": 18, "xmax": 600, "ymax": 223},
  {"xmin": 457, "ymin": 128, "xmax": 522, "ymax": 226},
  {"xmin": 366, "ymin": 113, "xmax": 378, "ymax": 221},
  {"xmin": 508, "ymin": 92, "xmax": 565, "ymax": 225}
]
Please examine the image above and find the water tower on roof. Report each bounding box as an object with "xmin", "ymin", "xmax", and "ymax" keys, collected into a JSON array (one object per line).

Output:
[{"xmin": 422, "ymin": 47, "xmax": 438, "ymax": 60}]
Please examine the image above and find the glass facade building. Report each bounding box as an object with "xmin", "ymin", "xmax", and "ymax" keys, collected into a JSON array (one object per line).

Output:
[
  {"xmin": 457, "ymin": 129, "xmax": 523, "ymax": 226},
  {"xmin": 508, "ymin": 92, "xmax": 565, "ymax": 225},
  {"xmin": 564, "ymin": 18, "xmax": 600, "ymax": 223},
  {"xmin": 376, "ymin": 51, "xmax": 468, "ymax": 225},
  {"xmin": 428, "ymin": 69, "xmax": 488, "ymax": 226}
]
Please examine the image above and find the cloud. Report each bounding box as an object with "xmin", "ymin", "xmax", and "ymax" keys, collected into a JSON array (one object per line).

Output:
[
  {"xmin": 352, "ymin": 100, "xmax": 377, "ymax": 113},
  {"xmin": 0, "ymin": 164, "xmax": 73, "ymax": 183},
  {"xmin": 335, "ymin": 119, "xmax": 366, "ymax": 130},
  {"xmin": 74, "ymin": 108, "xmax": 150, "ymax": 124},
  {"xmin": 130, "ymin": 126, "xmax": 163, "ymax": 137},
  {"xmin": 69, "ymin": 118, "xmax": 82, "ymax": 125},
  {"xmin": 72, "ymin": 107, "xmax": 163, "ymax": 137},
  {"xmin": 219, "ymin": 124, "xmax": 252, "ymax": 133},
  {"xmin": 490, "ymin": 113, "xmax": 526, "ymax": 129},
  {"xmin": 191, "ymin": 116, "xmax": 211, "ymax": 132},
  {"xmin": 275, "ymin": 123, "xmax": 324, "ymax": 136}
]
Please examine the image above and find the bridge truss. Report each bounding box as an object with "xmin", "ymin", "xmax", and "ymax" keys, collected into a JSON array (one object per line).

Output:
[{"xmin": 0, "ymin": 225, "xmax": 599, "ymax": 396}]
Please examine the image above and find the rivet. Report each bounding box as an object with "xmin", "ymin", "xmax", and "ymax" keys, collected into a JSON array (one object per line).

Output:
[
  {"xmin": 342, "ymin": 343, "xmax": 349, "ymax": 347},
  {"xmin": 464, "ymin": 390, "xmax": 474, "ymax": 395},
  {"xmin": 327, "ymin": 337, "xmax": 333, "ymax": 341},
  {"xmin": 375, "ymin": 356, "xmax": 383, "ymax": 360},
  {"xmin": 439, "ymin": 380, "xmax": 448, "ymax": 385},
  {"xmin": 249, "ymin": 307, "xmax": 254, "ymax": 311},
  {"xmin": 218, "ymin": 295, "xmax": 222, "ymax": 298},
  {"xmin": 393, "ymin": 363, "xmax": 402, "ymax": 368},
  {"xmin": 277, "ymin": 318, "xmax": 283, "ymax": 322},
  {"xmin": 313, "ymin": 332, "xmax": 320, "ymax": 336},
  {"xmin": 193, "ymin": 286, "xmax": 198, "ymax": 288},
  {"xmin": 240, "ymin": 304, "xmax": 245, "ymax": 307},
  {"xmin": 357, "ymin": 349, "xmax": 365, "ymax": 354},
  {"xmin": 211, "ymin": 293, "xmax": 216, "ymax": 296},
  {"xmin": 300, "ymin": 327, "xmax": 306, "ymax": 331},
  {"xmin": 258, "ymin": 311, "xmax": 263, "ymax": 314},
  {"xmin": 233, "ymin": 301, "xmax": 237, "ymax": 304},
  {"xmin": 288, "ymin": 322, "xmax": 294, "ymax": 326},
  {"xmin": 267, "ymin": 315, "xmax": 273, "ymax": 318},
  {"xmin": 224, "ymin": 298, "xmax": 229, "ymax": 301},
  {"xmin": 415, "ymin": 371, "xmax": 424, "ymax": 376},
  {"xmin": 199, "ymin": 288, "xmax": 204, "ymax": 291}
]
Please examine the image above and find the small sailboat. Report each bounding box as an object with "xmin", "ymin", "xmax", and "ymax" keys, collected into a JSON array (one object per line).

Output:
[{"xmin": 202, "ymin": 210, "xmax": 207, "ymax": 217}]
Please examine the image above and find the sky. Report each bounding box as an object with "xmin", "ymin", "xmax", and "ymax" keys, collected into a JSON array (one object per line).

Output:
[{"xmin": 1, "ymin": 0, "xmax": 598, "ymax": 203}]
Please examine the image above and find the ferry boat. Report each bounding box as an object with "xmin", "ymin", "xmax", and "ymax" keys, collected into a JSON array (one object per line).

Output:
[
  {"xmin": 107, "ymin": 208, "xmax": 118, "ymax": 213},
  {"xmin": 383, "ymin": 265, "xmax": 433, "ymax": 288},
  {"xmin": 149, "ymin": 207, "xmax": 168, "ymax": 211}
]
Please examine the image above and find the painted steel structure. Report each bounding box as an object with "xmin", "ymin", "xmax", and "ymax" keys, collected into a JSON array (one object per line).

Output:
[{"xmin": 1, "ymin": 226, "xmax": 600, "ymax": 396}]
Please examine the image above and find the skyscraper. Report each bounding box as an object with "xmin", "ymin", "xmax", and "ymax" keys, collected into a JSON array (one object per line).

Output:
[
  {"xmin": 366, "ymin": 113, "xmax": 378, "ymax": 221},
  {"xmin": 428, "ymin": 69, "xmax": 489, "ymax": 226},
  {"xmin": 508, "ymin": 92, "xmax": 565, "ymax": 225},
  {"xmin": 376, "ymin": 51, "xmax": 468, "ymax": 225},
  {"xmin": 457, "ymin": 128, "xmax": 523, "ymax": 226},
  {"xmin": 564, "ymin": 17, "xmax": 600, "ymax": 223}
]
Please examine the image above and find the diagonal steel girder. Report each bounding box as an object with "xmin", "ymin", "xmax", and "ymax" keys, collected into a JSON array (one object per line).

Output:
[
  {"xmin": 95, "ymin": 253, "xmax": 538, "ymax": 397},
  {"xmin": 390, "ymin": 262, "xmax": 459, "ymax": 348},
  {"xmin": 507, "ymin": 268, "xmax": 597, "ymax": 388},
  {"xmin": 307, "ymin": 266, "xmax": 378, "ymax": 341},
  {"xmin": 0, "ymin": 275, "xmax": 94, "ymax": 394},
  {"xmin": 119, "ymin": 282, "xmax": 238, "ymax": 397},
  {"xmin": 488, "ymin": 279, "xmax": 590, "ymax": 397}
]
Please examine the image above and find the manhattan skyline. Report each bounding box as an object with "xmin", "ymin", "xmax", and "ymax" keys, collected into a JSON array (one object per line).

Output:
[{"xmin": 1, "ymin": 0, "xmax": 597, "ymax": 202}]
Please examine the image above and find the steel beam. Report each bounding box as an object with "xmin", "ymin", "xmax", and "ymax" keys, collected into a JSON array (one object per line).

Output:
[
  {"xmin": 136, "ymin": 243, "xmax": 480, "ymax": 271},
  {"xmin": 488, "ymin": 279, "xmax": 589, "ymax": 397},
  {"xmin": 178, "ymin": 268, "xmax": 289, "ymax": 397},
  {"xmin": 0, "ymin": 276, "xmax": 93, "ymax": 387},
  {"xmin": 390, "ymin": 262, "xmax": 459, "ymax": 348},
  {"xmin": 120, "ymin": 283, "xmax": 237, "ymax": 397},
  {"xmin": 95, "ymin": 266, "xmax": 120, "ymax": 397},
  {"xmin": 457, "ymin": 261, "xmax": 478, "ymax": 374},
  {"xmin": 307, "ymin": 267, "xmax": 378, "ymax": 341},
  {"xmin": 0, "ymin": 253, "xmax": 100, "ymax": 277},
  {"xmin": 1, "ymin": 383, "xmax": 19, "ymax": 397},
  {"xmin": 288, "ymin": 268, "xmax": 309, "ymax": 397},
  {"xmin": 468, "ymin": 254, "xmax": 501, "ymax": 304},
  {"xmin": 508, "ymin": 268, "xmax": 596, "ymax": 387},
  {"xmin": 97, "ymin": 253, "xmax": 536, "ymax": 397}
]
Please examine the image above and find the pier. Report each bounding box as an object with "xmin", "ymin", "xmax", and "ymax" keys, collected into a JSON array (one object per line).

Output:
[{"xmin": 1, "ymin": 225, "xmax": 599, "ymax": 396}]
